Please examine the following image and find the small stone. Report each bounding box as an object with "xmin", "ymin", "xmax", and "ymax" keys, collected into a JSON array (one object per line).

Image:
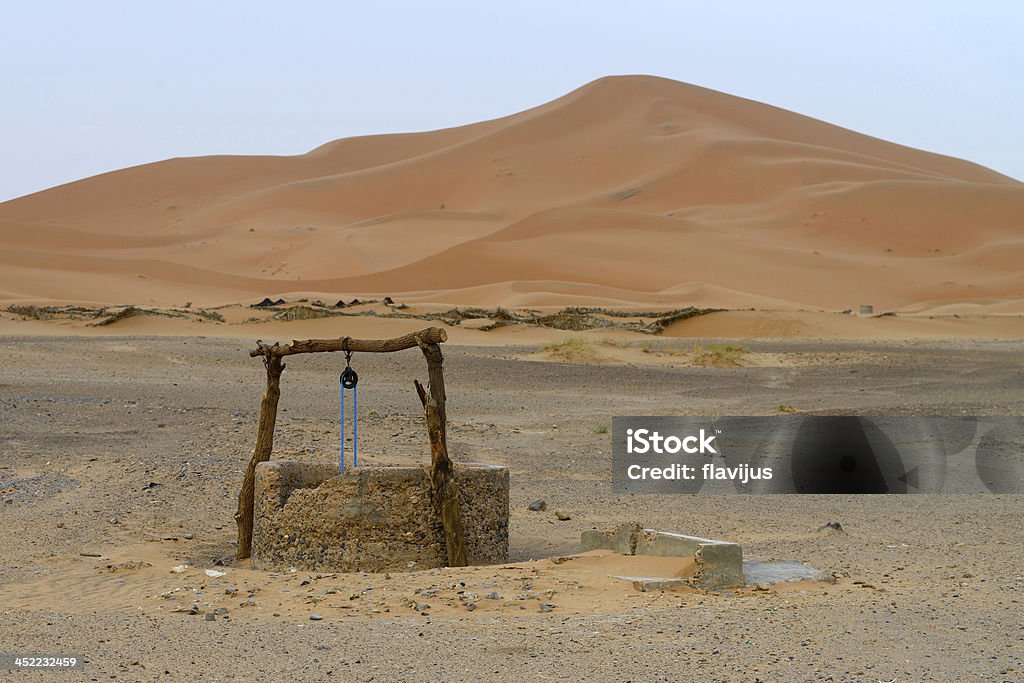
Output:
[
  {"xmin": 224, "ymin": 588, "xmax": 238, "ymax": 596},
  {"xmin": 205, "ymin": 614, "xmax": 216, "ymax": 621},
  {"xmin": 538, "ymin": 603, "xmax": 554, "ymax": 613},
  {"xmin": 309, "ymin": 614, "xmax": 323, "ymax": 621},
  {"xmin": 214, "ymin": 607, "xmax": 228, "ymax": 616},
  {"xmin": 183, "ymin": 533, "xmax": 194, "ymax": 540},
  {"xmin": 486, "ymin": 591, "xmax": 500, "ymax": 600},
  {"xmin": 239, "ymin": 600, "xmax": 256, "ymax": 607},
  {"xmin": 554, "ymin": 510, "xmax": 571, "ymax": 521},
  {"xmin": 527, "ymin": 499, "xmax": 547, "ymax": 512},
  {"xmin": 466, "ymin": 603, "xmax": 477, "ymax": 612},
  {"xmin": 108, "ymin": 517, "xmax": 119, "ymax": 525}
]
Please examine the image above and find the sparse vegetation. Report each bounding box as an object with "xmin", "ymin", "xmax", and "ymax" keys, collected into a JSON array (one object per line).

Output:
[
  {"xmin": 542, "ymin": 337, "xmax": 596, "ymax": 361},
  {"xmin": 777, "ymin": 404, "xmax": 798, "ymax": 413},
  {"xmin": 591, "ymin": 423, "xmax": 610, "ymax": 434},
  {"xmin": 598, "ymin": 337, "xmax": 627, "ymax": 347},
  {"xmin": 692, "ymin": 343, "xmax": 747, "ymax": 367}
]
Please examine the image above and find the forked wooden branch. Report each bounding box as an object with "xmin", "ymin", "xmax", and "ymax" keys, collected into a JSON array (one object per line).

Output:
[
  {"xmin": 415, "ymin": 375, "xmax": 467, "ymax": 567},
  {"xmin": 234, "ymin": 348, "xmax": 284, "ymax": 560}
]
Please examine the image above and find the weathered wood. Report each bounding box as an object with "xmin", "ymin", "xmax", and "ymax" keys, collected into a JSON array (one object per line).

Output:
[
  {"xmin": 234, "ymin": 350, "xmax": 284, "ymax": 560},
  {"xmin": 238, "ymin": 327, "xmax": 463, "ymax": 566},
  {"xmin": 414, "ymin": 337, "xmax": 467, "ymax": 567},
  {"xmin": 250, "ymin": 327, "xmax": 447, "ymax": 358}
]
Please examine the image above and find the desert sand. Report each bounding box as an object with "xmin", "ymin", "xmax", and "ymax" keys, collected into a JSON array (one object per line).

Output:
[
  {"xmin": 1, "ymin": 336, "xmax": 1022, "ymax": 681},
  {"xmin": 1, "ymin": 75, "xmax": 1022, "ymax": 318},
  {"xmin": 1, "ymin": 76, "xmax": 1022, "ymax": 681}
]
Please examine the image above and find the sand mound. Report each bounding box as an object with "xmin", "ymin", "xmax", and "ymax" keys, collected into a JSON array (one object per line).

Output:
[{"xmin": 2, "ymin": 75, "xmax": 1022, "ymax": 312}]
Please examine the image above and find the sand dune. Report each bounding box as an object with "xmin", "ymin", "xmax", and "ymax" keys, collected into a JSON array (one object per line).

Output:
[{"xmin": 1, "ymin": 75, "xmax": 1021, "ymax": 312}]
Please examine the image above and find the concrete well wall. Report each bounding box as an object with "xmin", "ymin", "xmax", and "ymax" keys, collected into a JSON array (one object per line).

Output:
[{"xmin": 252, "ymin": 460, "xmax": 509, "ymax": 573}]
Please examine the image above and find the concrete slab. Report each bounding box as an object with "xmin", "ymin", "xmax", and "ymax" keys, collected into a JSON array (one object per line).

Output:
[{"xmin": 610, "ymin": 575, "xmax": 690, "ymax": 592}]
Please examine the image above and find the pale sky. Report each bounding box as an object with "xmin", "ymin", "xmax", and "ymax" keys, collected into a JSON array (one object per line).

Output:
[{"xmin": 2, "ymin": 1, "xmax": 1021, "ymax": 202}]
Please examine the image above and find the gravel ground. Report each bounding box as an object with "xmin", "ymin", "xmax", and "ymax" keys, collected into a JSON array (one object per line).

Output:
[{"xmin": 0, "ymin": 335, "xmax": 1022, "ymax": 682}]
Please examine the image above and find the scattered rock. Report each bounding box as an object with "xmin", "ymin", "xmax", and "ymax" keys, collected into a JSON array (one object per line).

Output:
[
  {"xmin": 170, "ymin": 564, "xmax": 189, "ymax": 573},
  {"xmin": 538, "ymin": 603, "xmax": 555, "ymax": 613},
  {"xmin": 486, "ymin": 591, "xmax": 500, "ymax": 600},
  {"xmin": 224, "ymin": 588, "xmax": 238, "ymax": 596},
  {"xmin": 555, "ymin": 510, "xmax": 571, "ymax": 521},
  {"xmin": 252, "ymin": 298, "xmax": 275, "ymax": 308},
  {"xmin": 383, "ymin": 297, "xmax": 394, "ymax": 305},
  {"xmin": 183, "ymin": 533, "xmax": 194, "ymax": 540},
  {"xmin": 214, "ymin": 607, "xmax": 229, "ymax": 616},
  {"xmin": 817, "ymin": 521, "xmax": 844, "ymax": 533},
  {"xmin": 204, "ymin": 614, "xmax": 216, "ymax": 622},
  {"xmin": 309, "ymin": 614, "xmax": 323, "ymax": 621},
  {"xmin": 239, "ymin": 600, "xmax": 256, "ymax": 608},
  {"xmin": 527, "ymin": 499, "xmax": 547, "ymax": 512},
  {"xmin": 466, "ymin": 603, "xmax": 477, "ymax": 612},
  {"xmin": 108, "ymin": 517, "xmax": 119, "ymax": 525},
  {"xmin": 333, "ymin": 300, "xmax": 346, "ymax": 308}
]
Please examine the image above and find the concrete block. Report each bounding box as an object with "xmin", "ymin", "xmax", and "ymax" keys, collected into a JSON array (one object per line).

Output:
[
  {"xmin": 580, "ymin": 522, "xmax": 641, "ymax": 554},
  {"xmin": 694, "ymin": 542, "xmax": 745, "ymax": 590}
]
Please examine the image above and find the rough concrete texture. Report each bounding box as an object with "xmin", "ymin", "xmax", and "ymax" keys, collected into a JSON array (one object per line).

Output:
[
  {"xmin": 693, "ymin": 541, "xmax": 745, "ymax": 589},
  {"xmin": 253, "ymin": 460, "xmax": 509, "ymax": 572},
  {"xmin": 579, "ymin": 522, "xmax": 641, "ymax": 554},
  {"xmin": 581, "ymin": 523, "xmax": 744, "ymax": 590}
]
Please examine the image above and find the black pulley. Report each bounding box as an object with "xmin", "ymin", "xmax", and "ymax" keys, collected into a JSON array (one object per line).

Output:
[{"xmin": 340, "ymin": 366, "xmax": 358, "ymax": 389}]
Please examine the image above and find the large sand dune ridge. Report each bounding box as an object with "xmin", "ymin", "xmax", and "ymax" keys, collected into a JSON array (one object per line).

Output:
[{"xmin": 2, "ymin": 75, "xmax": 1022, "ymax": 312}]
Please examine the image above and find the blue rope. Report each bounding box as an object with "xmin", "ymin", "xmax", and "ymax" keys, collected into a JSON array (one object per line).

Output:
[
  {"xmin": 339, "ymin": 377, "xmax": 359, "ymax": 474},
  {"xmin": 344, "ymin": 376, "xmax": 348, "ymax": 473}
]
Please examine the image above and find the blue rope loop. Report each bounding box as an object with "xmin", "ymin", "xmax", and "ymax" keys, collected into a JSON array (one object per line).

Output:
[{"xmin": 339, "ymin": 340, "xmax": 358, "ymax": 474}]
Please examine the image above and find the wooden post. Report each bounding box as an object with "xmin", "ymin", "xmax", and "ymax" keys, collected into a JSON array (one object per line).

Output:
[
  {"xmin": 234, "ymin": 344, "xmax": 284, "ymax": 560},
  {"xmin": 414, "ymin": 338, "xmax": 467, "ymax": 567}
]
